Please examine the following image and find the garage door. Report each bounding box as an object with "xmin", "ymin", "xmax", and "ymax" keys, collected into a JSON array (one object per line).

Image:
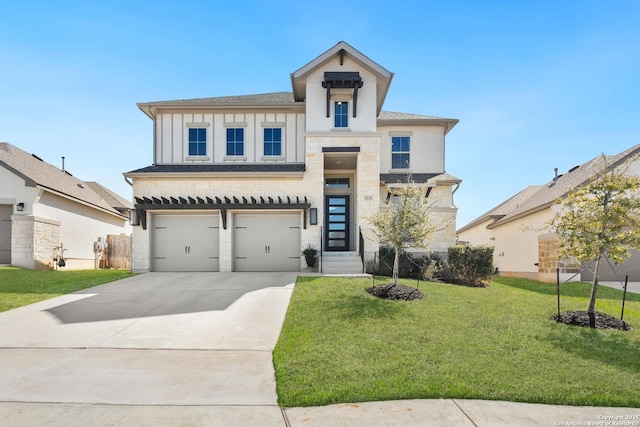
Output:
[
  {"xmin": 234, "ymin": 213, "xmax": 301, "ymax": 272},
  {"xmin": 152, "ymin": 214, "xmax": 219, "ymax": 272}
]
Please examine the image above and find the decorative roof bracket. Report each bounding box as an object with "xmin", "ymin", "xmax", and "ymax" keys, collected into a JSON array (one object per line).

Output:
[{"xmin": 322, "ymin": 72, "xmax": 363, "ymax": 119}]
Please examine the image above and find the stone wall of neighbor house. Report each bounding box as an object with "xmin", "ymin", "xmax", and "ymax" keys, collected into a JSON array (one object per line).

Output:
[
  {"xmin": 11, "ymin": 215, "xmax": 60, "ymax": 270},
  {"xmin": 537, "ymin": 233, "xmax": 580, "ymax": 283}
]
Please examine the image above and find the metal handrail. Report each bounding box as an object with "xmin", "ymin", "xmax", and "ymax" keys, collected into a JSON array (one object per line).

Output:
[
  {"xmin": 319, "ymin": 225, "xmax": 323, "ymax": 273},
  {"xmin": 359, "ymin": 226, "xmax": 365, "ymax": 273}
]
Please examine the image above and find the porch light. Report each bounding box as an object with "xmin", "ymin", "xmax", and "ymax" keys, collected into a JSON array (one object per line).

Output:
[
  {"xmin": 130, "ymin": 208, "xmax": 139, "ymax": 226},
  {"xmin": 16, "ymin": 202, "xmax": 24, "ymax": 212}
]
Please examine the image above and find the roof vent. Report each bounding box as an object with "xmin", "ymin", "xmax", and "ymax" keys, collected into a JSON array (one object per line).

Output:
[
  {"xmin": 568, "ymin": 165, "xmax": 580, "ymax": 173},
  {"xmin": 77, "ymin": 183, "xmax": 85, "ymax": 189},
  {"xmin": 32, "ymin": 154, "xmax": 43, "ymax": 161}
]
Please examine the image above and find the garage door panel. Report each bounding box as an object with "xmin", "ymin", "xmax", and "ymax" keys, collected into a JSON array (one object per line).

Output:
[
  {"xmin": 152, "ymin": 214, "xmax": 219, "ymax": 272},
  {"xmin": 234, "ymin": 214, "xmax": 300, "ymax": 272}
]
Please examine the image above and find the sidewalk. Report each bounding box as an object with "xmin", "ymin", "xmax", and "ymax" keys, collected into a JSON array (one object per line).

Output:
[{"xmin": 1, "ymin": 399, "xmax": 638, "ymax": 426}]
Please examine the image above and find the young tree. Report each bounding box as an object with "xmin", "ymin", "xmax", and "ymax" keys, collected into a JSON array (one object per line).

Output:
[
  {"xmin": 551, "ymin": 156, "xmax": 640, "ymax": 327},
  {"xmin": 367, "ymin": 181, "xmax": 445, "ymax": 286}
]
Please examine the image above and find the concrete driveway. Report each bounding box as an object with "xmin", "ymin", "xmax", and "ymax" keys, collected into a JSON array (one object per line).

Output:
[{"xmin": 0, "ymin": 272, "xmax": 298, "ymax": 426}]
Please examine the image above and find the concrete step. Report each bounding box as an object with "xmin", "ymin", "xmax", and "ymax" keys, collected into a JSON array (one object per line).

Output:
[{"xmin": 321, "ymin": 252, "xmax": 363, "ymax": 274}]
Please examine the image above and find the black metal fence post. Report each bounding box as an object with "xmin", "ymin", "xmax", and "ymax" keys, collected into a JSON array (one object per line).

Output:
[
  {"xmin": 556, "ymin": 267, "xmax": 561, "ymax": 317},
  {"xmin": 621, "ymin": 274, "xmax": 629, "ymax": 321}
]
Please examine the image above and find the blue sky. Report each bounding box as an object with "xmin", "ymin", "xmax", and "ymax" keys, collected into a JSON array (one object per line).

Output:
[{"xmin": 1, "ymin": 0, "xmax": 639, "ymax": 228}]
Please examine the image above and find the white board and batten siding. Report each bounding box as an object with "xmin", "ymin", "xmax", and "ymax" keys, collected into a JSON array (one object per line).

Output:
[{"xmin": 154, "ymin": 112, "xmax": 306, "ymax": 164}]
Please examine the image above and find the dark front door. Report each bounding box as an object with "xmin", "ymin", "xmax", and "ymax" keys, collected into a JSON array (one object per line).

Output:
[{"xmin": 325, "ymin": 195, "xmax": 349, "ymax": 251}]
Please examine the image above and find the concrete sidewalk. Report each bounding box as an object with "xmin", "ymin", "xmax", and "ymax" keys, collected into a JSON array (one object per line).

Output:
[
  {"xmin": 1, "ymin": 272, "xmax": 638, "ymax": 426},
  {"xmin": 1, "ymin": 399, "xmax": 638, "ymax": 426}
]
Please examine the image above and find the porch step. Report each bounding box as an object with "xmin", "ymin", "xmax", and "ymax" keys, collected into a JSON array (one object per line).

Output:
[{"xmin": 321, "ymin": 251, "xmax": 364, "ymax": 274}]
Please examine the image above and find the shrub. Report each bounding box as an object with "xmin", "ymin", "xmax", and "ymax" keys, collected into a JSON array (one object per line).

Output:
[
  {"xmin": 375, "ymin": 247, "xmax": 444, "ymax": 280},
  {"xmin": 446, "ymin": 245, "xmax": 494, "ymax": 286}
]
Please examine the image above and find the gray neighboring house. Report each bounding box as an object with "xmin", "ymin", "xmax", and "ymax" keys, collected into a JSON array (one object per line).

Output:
[
  {"xmin": 0, "ymin": 142, "xmax": 132, "ymax": 270},
  {"xmin": 457, "ymin": 144, "xmax": 640, "ymax": 282}
]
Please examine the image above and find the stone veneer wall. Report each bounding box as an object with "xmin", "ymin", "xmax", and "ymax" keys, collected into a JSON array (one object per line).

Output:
[
  {"xmin": 11, "ymin": 215, "xmax": 60, "ymax": 270},
  {"xmin": 537, "ymin": 233, "xmax": 580, "ymax": 283}
]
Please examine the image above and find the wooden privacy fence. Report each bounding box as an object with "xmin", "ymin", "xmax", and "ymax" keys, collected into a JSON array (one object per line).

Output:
[{"xmin": 106, "ymin": 234, "xmax": 131, "ymax": 270}]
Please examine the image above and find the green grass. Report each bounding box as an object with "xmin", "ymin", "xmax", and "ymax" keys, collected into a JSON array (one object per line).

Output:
[
  {"xmin": 274, "ymin": 276, "xmax": 640, "ymax": 408},
  {"xmin": 0, "ymin": 267, "xmax": 133, "ymax": 312}
]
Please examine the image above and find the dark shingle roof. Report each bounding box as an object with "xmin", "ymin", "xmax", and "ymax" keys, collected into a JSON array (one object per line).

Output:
[
  {"xmin": 126, "ymin": 164, "xmax": 306, "ymax": 174},
  {"xmin": 0, "ymin": 143, "xmax": 129, "ymax": 217}
]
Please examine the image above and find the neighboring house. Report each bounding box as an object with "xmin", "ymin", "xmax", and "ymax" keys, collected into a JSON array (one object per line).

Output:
[
  {"xmin": 0, "ymin": 142, "xmax": 132, "ymax": 270},
  {"xmin": 125, "ymin": 41, "xmax": 461, "ymax": 273},
  {"xmin": 457, "ymin": 144, "xmax": 640, "ymax": 282}
]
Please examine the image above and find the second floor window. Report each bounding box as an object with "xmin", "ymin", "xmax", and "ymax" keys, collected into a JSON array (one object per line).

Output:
[
  {"xmin": 263, "ymin": 128, "xmax": 282, "ymax": 156},
  {"xmin": 392, "ymin": 136, "xmax": 410, "ymax": 169},
  {"xmin": 226, "ymin": 128, "xmax": 244, "ymax": 156},
  {"xmin": 334, "ymin": 101, "xmax": 348, "ymax": 128},
  {"xmin": 188, "ymin": 128, "xmax": 206, "ymax": 156}
]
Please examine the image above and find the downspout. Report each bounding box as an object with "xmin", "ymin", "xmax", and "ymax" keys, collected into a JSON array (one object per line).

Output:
[
  {"xmin": 452, "ymin": 182, "xmax": 460, "ymax": 207},
  {"xmin": 124, "ymin": 175, "xmax": 133, "ymax": 186}
]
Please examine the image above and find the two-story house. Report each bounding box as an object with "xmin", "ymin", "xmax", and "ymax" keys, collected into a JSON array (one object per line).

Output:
[{"xmin": 125, "ymin": 42, "xmax": 460, "ymax": 273}]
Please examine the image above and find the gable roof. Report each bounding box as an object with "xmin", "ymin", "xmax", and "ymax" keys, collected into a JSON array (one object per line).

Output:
[
  {"xmin": 459, "ymin": 143, "xmax": 640, "ymax": 232},
  {"xmin": 0, "ymin": 142, "xmax": 130, "ymax": 218},
  {"xmin": 290, "ymin": 41, "xmax": 394, "ymax": 115},
  {"xmin": 457, "ymin": 185, "xmax": 542, "ymax": 233}
]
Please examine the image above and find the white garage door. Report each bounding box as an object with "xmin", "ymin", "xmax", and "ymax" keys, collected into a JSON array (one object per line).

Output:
[
  {"xmin": 234, "ymin": 213, "xmax": 301, "ymax": 272},
  {"xmin": 152, "ymin": 214, "xmax": 219, "ymax": 272}
]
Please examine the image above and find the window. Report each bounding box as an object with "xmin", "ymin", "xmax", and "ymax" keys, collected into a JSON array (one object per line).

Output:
[
  {"xmin": 188, "ymin": 128, "xmax": 206, "ymax": 156},
  {"xmin": 226, "ymin": 128, "xmax": 244, "ymax": 156},
  {"xmin": 391, "ymin": 136, "xmax": 410, "ymax": 169},
  {"xmin": 325, "ymin": 177, "xmax": 350, "ymax": 188},
  {"xmin": 334, "ymin": 101, "xmax": 348, "ymax": 128},
  {"xmin": 263, "ymin": 128, "xmax": 282, "ymax": 156}
]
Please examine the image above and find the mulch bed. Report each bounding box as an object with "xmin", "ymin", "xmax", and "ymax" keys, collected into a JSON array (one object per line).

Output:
[
  {"xmin": 367, "ymin": 283, "xmax": 424, "ymax": 301},
  {"xmin": 551, "ymin": 311, "xmax": 632, "ymax": 331}
]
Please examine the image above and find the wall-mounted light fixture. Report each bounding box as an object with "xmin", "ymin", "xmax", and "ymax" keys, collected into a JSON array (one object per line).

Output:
[
  {"xmin": 16, "ymin": 203, "xmax": 24, "ymax": 212},
  {"xmin": 310, "ymin": 208, "xmax": 318, "ymax": 225},
  {"xmin": 129, "ymin": 209, "xmax": 139, "ymax": 226}
]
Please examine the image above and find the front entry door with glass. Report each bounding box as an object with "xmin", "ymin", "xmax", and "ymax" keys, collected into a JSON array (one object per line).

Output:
[{"xmin": 325, "ymin": 195, "xmax": 349, "ymax": 251}]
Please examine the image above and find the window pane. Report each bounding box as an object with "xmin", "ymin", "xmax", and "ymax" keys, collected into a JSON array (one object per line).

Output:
[
  {"xmin": 189, "ymin": 128, "xmax": 197, "ymax": 140},
  {"xmin": 328, "ymin": 206, "xmax": 345, "ymax": 214},
  {"xmin": 227, "ymin": 142, "xmax": 235, "ymax": 156},
  {"xmin": 328, "ymin": 232, "xmax": 346, "ymax": 238},
  {"xmin": 272, "ymin": 142, "xmax": 281, "ymax": 155},
  {"xmin": 328, "ymin": 240, "xmax": 345, "ymax": 247},
  {"xmin": 392, "ymin": 153, "xmax": 410, "ymax": 169},
  {"xmin": 329, "ymin": 215, "xmax": 345, "ymax": 222},
  {"xmin": 334, "ymin": 101, "xmax": 348, "ymax": 128},
  {"xmin": 328, "ymin": 197, "xmax": 346, "ymax": 205},
  {"xmin": 329, "ymin": 223, "xmax": 346, "ymax": 230}
]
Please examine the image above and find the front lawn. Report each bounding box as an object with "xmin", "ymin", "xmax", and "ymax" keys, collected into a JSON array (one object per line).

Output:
[
  {"xmin": 0, "ymin": 267, "xmax": 133, "ymax": 312},
  {"xmin": 274, "ymin": 276, "xmax": 640, "ymax": 408}
]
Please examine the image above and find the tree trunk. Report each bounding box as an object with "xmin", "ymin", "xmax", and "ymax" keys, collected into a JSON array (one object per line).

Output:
[
  {"xmin": 587, "ymin": 253, "xmax": 602, "ymax": 328},
  {"xmin": 392, "ymin": 247, "xmax": 400, "ymax": 286}
]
